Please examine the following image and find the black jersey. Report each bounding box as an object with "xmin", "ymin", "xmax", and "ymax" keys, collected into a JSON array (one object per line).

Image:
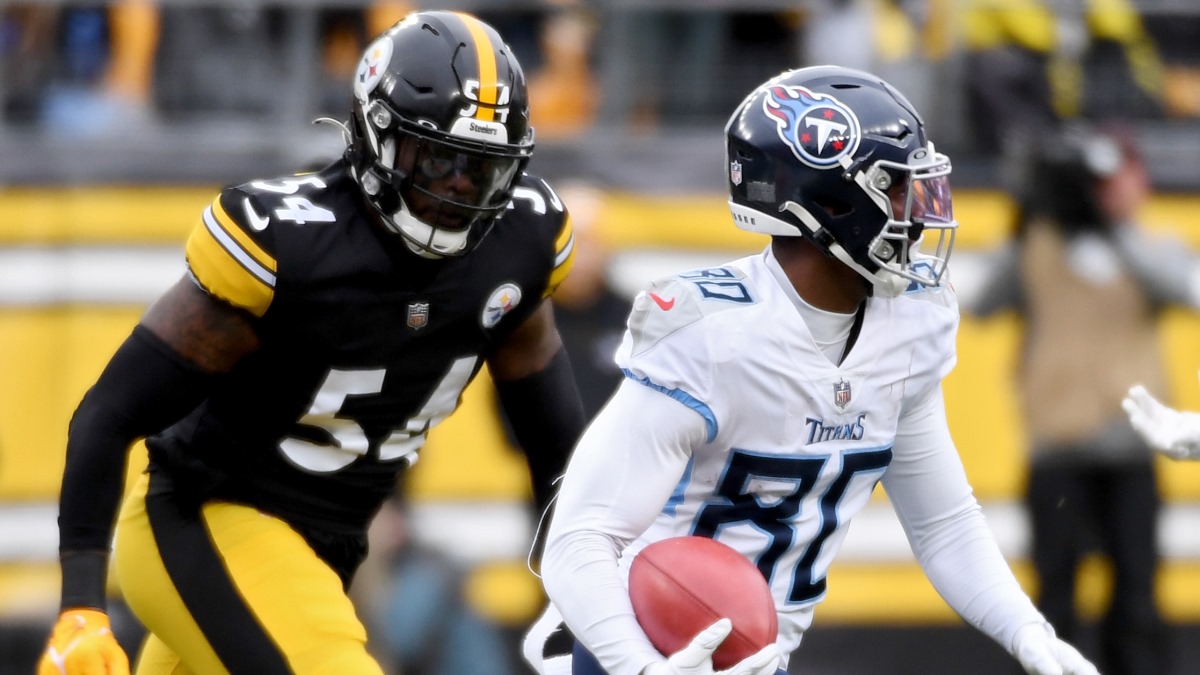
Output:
[{"xmin": 148, "ymin": 159, "xmax": 574, "ymax": 535}]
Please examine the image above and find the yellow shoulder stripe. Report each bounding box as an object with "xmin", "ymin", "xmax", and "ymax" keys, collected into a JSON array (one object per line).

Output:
[
  {"xmin": 184, "ymin": 198, "xmax": 277, "ymax": 316},
  {"xmin": 546, "ymin": 214, "xmax": 575, "ymax": 297},
  {"xmin": 211, "ymin": 198, "xmax": 276, "ymax": 275}
]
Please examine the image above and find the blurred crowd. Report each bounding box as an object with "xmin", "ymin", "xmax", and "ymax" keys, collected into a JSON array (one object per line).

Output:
[{"xmin": 2, "ymin": 0, "xmax": 1200, "ymax": 157}]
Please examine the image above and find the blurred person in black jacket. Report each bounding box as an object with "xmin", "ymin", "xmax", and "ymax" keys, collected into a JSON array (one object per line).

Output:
[
  {"xmin": 961, "ymin": 124, "xmax": 1200, "ymax": 675},
  {"xmin": 539, "ymin": 183, "xmax": 630, "ymax": 420}
]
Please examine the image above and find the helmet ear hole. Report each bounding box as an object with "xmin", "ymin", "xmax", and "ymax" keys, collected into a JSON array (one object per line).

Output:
[{"xmin": 814, "ymin": 197, "xmax": 851, "ymax": 217}]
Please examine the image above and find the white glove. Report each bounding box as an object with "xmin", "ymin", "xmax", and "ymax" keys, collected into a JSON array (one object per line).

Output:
[
  {"xmin": 643, "ymin": 619, "xmax": 780, "ymax": 675},
  {"xmin": 1123, "ymin": 382, "xmax": 1200, "ymax": 460},
  {"xmin": 1012, "ymin": 623, "xmax": 1099, "ymax": 675}
]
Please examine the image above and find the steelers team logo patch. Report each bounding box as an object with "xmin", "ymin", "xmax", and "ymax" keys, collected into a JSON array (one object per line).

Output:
[
  {"xmin": 762, "ymin": 85, "xmax": 861, "ymax": 169},
  {"xmin": 354, "ymin": 36, "xmax": 393, "ymax": 102},
  {"xmin": 482, "ymin": 283, "xmax": 522, "ymax": 328}
]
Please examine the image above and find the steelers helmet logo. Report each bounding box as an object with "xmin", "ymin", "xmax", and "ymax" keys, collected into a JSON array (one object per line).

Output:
[
  {"xmin": 481, "ymin": 283, "xmax": 522, "ymax": 328},
  {"xmin": 762, "ymin": 85, "xmax": 861, "ymax": 169},
  {"xmin": 354, "ymin": 36, "xmax": 394, "ymax": 102}
]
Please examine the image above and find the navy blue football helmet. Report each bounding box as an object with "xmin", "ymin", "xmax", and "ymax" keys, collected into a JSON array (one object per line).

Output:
[
  {"xmin": 725, "ymin": 65, "xmax": 956, "ymax": 296},
  {"xmin": 346, "ymin": 11, "xmax": 534, "ymax": 258}
]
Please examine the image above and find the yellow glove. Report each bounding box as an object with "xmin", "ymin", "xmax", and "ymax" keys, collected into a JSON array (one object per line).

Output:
[{"xmin": 38, "ymin": 608, "xmax": 131, "ymax": 675}]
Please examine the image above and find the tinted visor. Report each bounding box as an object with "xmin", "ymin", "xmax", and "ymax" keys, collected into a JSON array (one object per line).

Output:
[
  {"xmin": 401, "ymin": 136, "xmax": 527, "ymax": 230},
  {"xmin": 888, "ymin": 172, "xmax": 953, "ymax": 227},
  {"xmin": 906, "ymin": 173, "xmax": 953, "ymax": 224},
  {"xmin": 412, "ymin": 141, "xmax": 524, "ymax": 208},
  {"xmin": 868, "ymin": 144, "xmax": 956, "ymax": 289}
]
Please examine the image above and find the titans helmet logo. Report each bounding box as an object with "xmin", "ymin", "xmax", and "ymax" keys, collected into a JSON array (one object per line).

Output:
[{"xmin": 762, "ymin": 85, "xmax": 861, "ymax": 169}]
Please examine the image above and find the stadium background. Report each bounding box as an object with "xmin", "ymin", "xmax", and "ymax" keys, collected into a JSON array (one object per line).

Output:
[{"xmin": 2, "ymin": 1, "xmax": 1200, "ymax": 672}]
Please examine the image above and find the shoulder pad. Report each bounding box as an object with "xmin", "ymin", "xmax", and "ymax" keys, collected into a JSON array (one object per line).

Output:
[
  {"xmin": 508, "ymin": 174, "xmax": 566, "ymax": 220},
  {"xmin": 901, "ymin": 274, "xmax": 959, "ymax": 315},
  {"xmin": 234, "ymin": 173, "xmax": 339, "ymax": 229},
  {"xmin": 508, "ymin": 174, "xmax": 573, "ymax": 297},
  {"xmin": 183, "ymin": 188, "xmax": 280, "ymax": 317},
  {"xmin": 627, "ymin": 265, "xmax": 758, "ymax": 357}
]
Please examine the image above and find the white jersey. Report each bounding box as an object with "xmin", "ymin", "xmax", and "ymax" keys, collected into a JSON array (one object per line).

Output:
[{"xmin": 534, "ymin": 248, "xmax": 1045, "ymax": 675}]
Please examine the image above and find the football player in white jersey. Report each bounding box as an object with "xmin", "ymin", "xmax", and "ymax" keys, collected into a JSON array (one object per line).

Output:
[{"xmin": 523, "ymin": 66, "xmax": 1100, "ymax": 675}]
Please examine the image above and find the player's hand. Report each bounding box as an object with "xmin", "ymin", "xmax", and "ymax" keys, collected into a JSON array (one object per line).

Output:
[
  {"xmin": 1012, "ymin": 623, "xmax": 1099, "ymax": 675},
  {"xmin": 644, "ymin": 618, "xmax": 781, "ymax": 675},
  {"xmin": 1123, "ymin": 383, "xmax": 1200, "ymax": 460},
  {"xmin": 38, "ymin": 608, "xmax": 130, "ymax": 675}
]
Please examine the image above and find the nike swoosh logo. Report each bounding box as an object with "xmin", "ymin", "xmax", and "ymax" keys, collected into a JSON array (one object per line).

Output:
[
  {"xmin": 243, "ymin": 199, "xmax": 270, "ymax": 232},
  {"xmin": 648, "ymin": 292, "xmax": 675, "ymax": 311}
]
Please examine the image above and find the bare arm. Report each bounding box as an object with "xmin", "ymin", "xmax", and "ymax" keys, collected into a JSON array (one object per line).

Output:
[{"xmin": 141, "ymin": 275, "xmax": 260, "ymax": 372}]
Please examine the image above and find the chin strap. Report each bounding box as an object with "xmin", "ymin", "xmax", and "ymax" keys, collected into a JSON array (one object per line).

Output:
[
  {"xmin": 838, "ymin": 300, "xmax": 868, "ymax": 365},
  {"xmin": 780, "ymin": 201, "xmax": 910, "ymax": 298}
]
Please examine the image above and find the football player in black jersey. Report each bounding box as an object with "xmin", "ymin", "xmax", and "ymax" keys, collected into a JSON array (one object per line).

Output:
[{"xmin": 39, "ymin": 11, "xmax": 586, "ymax": 675}]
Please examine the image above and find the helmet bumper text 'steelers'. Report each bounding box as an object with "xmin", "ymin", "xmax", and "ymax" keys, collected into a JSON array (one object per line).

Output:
[{"xmin": 345, "ymin": 11, "xmax": 535, "ymax": 258}]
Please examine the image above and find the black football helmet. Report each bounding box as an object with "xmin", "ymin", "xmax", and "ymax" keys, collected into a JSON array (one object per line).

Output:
[
  {"xmin": 725, "ymin": 65, "xmax": 956, "ymax": 297},
  {"xmin": 345, "ymin": 11, "xmax": 534, "ymax": 258}
]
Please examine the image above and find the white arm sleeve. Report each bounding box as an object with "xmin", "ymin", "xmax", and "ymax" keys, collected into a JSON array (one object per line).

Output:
[
  {"xmin": 882, "ymin": 385, "xmax": 1046, "ymax": 654},
  {"xmin": 541, "ymin": 378, "xmax": 710, "ymax": 675}
]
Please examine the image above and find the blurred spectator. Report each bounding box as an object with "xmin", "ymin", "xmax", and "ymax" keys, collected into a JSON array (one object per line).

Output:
[
  {"xmin": 526, "ymin": 5, "xmax": 598, "ymax": 139},
  {"xmin": 797, "ymin": 1, "xmax": 948, "ymax": 116},
  {"xmin": 592, "ymin": 8, "xmax": 722, "ymax": 129},
  {"xmin": 154, "ymin": 2, "xmax": 412, "ymax": 122},
  {"xmin": 1140, "ymin": 10, "xmax": 1200, "ymax": 118},
  {"xmin": 593, "ymin": 9, "xmax": 796, "ymax": 129},
  {"xmin": 960, "ymin": 124, "xmax": 1200, "ymax": 675},
  {"xmin": 961, "ymin": 0, "xmax": 1166, "ymax": 155},
  {"xmin": 543, "ymin": 183, "xmax": 630, "ymax": 419},
  {"xmin": 476, "ymin": 7, "xmax": 547, "ymax": 78},
  {"xmin": 350, "ymin": 491, "xmax": 520, "ymax": 675},
  {"xmin": 798, "ymin": 0, "xmax": 876, "ymax": 72},
  {"xmin": 1, "ymin": 1, "xmax": 155, "ymax": 133},
  {"xmin": 722, "ymin": 11, "xmax": 801, "ymax": 117},
  {"xmin": 0, "ymin": 5, "xmax": 58, "ymax": 123},
  {"xmin": 152, "ymin": 3, "xmax": 288, "ymax": 120},
  {"xmin": 318, "ymin": 3, "xmax": 412, "ymax": 116}
]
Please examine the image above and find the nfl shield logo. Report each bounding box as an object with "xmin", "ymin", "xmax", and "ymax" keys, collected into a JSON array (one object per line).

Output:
[
  {"xmin": 833, "ymin": 380, "xmax": 851, "ymax": 408},
  {"xmin": 407, "ymin": 302, "xmax": 429, "ymax": 330},
  {"xmin": 730, "ymin": 160, "xmax": 742, "ymax": 186}
]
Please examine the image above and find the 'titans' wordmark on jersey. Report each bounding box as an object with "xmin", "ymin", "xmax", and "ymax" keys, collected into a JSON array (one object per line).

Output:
[{"xmin": 612, "ymin": 248, "xmax": 957, "ymax": 652}]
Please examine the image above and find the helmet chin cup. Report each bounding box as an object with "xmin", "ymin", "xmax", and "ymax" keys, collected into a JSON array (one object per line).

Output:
[
  {"xmin": 871, "ymin": 272, "xmax": 912, "ymax": 298},
  {"xmin": 387, "ymin": 203, "xmax": 470, "ymax": 259},
  {"xmin": 775, "ymin": 200, "xmax": 936, "ymax": 298}
]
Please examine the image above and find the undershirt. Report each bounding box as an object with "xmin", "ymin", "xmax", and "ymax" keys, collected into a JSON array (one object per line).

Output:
[{"xmin": 764, "ymin": 251, "xmax": 857, "ymax": 364}]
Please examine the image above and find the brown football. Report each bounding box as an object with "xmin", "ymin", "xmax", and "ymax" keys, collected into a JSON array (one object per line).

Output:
[{"xmin": 628, "ymin": 536, "xmax": 778, "ymax": 670}]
